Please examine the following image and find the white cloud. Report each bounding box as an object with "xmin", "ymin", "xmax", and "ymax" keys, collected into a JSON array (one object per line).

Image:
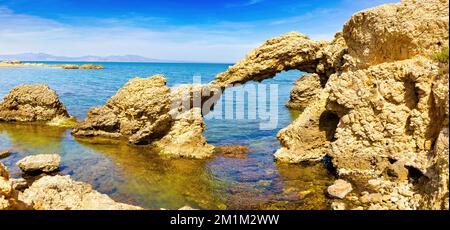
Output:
[{"xmin": 0, "ymin": 6, "xmax": 261, "ymax": 63}]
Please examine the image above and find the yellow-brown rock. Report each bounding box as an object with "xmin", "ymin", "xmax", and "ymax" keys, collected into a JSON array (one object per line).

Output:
[
  {"xmin": 343, "ymin": 0, "xmax": 449, "ymax": 68},
  {"xmin": 0, "ymin": 84, "xmax": 70, "ymax": 123}
]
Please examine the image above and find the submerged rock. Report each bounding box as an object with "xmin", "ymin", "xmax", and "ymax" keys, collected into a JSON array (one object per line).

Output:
[
  {"xmin": 214, "ymin": 145, "xmax": 252, "ymax": 159},
  {"xmin": 327, "ymin": 180, "xmax": 353, "ymax": 199},
  {"xmin": 19, "ymin": 175, "xmax": 143, "ymax": 210},
  {"xmin": 16, "ymin": 154, "xmax": 61, "ymax": 173},
  {"xmin": 0, "ymin": 84, "xmax": 72, "ymax": 125}
]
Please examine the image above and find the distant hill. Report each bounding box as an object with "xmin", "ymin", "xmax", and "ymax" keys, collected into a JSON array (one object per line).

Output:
[{"xmin": 0, "ymin": 53, "xmax": 179, "ymax": 63}]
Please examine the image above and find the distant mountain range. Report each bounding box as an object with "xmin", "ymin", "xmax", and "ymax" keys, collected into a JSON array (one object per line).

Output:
[{"xmin": 0, "ymin": 53, "xmax": 180, "ymax": 63}]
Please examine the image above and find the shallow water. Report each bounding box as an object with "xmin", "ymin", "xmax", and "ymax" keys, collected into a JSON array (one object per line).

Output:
[{"xmin": 0, "ymin": 62, "xmax": 334, "ymax": 209}]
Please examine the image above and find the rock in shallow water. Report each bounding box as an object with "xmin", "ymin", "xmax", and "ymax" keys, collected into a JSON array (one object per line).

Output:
[
  {"xmin": 16, "ymin": 154, "xmax": 61, "ymax": 173},
  {"xmin": 0, "ymin": 84, "xmax": 70, "ymax": 123},
  {"xmin": 19, "ymin": 175, "xmax": 143, "ymax": 210},
  {"xmin": 327, "ymin": 179, "xmax": 353, "ymax": 199},
  {"xmin": 72, "ymin": 75, "xmax": 214, "ymax": 159},
  {"xmin": 0, "ymin": 150, "xmax": 12, "ymax": 159}
]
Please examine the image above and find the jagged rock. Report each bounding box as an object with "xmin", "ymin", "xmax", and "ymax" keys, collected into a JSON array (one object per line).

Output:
[
  {"xmin": 385, "ymin": 161, "xmax": 409, "ymax": 182},
  {"xmin": 327, "ymin": 179, "xmax": 353, "ymax": 199},
  {"xmin": 10, "ymin": 178, "xmax": 29, "ymax": 191},
  {"xmin": 16, "ymin": 154, "xmax": 61, "ymax": 173},
  {"xmin": 326, "ymin": 57, "xmax": 446, "ymax": 179},
  {"xmin": 0, "ymin": 162, "xmax": 21, "ymax": 210},
  {"xmin": 19, "ymin": 175, "xmax": 143, "ymax": 210},
  {"xmin": 153, "ymin": 108, "xmax": 214, "ymax": 159},
  {"xmin": 0, "ymin": 84, "xmax": 70, "ymax": 123},
  {"xmin": 212, "ymin": 32, "xmax": 346, "ymax": 87},
  {"xmin": 331, "ymin": 201, "xmax": 346, "ymax": 210},
  {"xmin": 275, "ymin": 89, "xmax": 339, "ymax": 163},
  {"xmin": 343, "ymin": 0, "xmax": 449, "ymax": 68},
  {"xmin": 73, "ymin": 75, "xmax": 214, "ymax": 159},
  {"xmin": 420, "ymin": 128, "xmax": 449, "ymax": 210},
  {"xmin": 0, "ymin": 150, "xmax": 11, "ymax": 159},
  {"xmin": 73, "ymin": 75, "xmax": 173, "ymax": 144},
  {"xmin": 286, "ymin": 74, "xmax": 322, "ymax": 110}
]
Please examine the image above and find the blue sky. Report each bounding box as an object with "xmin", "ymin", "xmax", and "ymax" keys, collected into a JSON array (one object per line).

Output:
[{"xmin": 0, "ymin": 0, "xmax": 399, "ymax": 63}]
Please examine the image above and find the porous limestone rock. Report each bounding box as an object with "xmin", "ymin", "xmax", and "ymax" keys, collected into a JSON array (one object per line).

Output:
[
  {"xmin": 72, "ymin": 75, "xmax": 173, "ymax": 144},
  {"xmin": 73, "ymin": 75, "xmax": 214, "ymax": 159},
  {"xmin": 0, "ymin": 84, "xmax": 70, "ymax": 123},
  {"xmin": 343, "ymin": 0, "xmax": 449, "ymax": 68},
  {"xmin": 326, "ymin": 58, "xmax": 446, "ymax": 179},
  {"xmin": 275, "ymin": 89, "xmax": 339, "ymax": 163},
  {"xmin": 212, "ymin": 32, "xmax": 346, "ymax": 87},
  {"xmin": 16, "ymin": 154, "xmax": 61, "ymax": 173},
  {"xmin": 286, "ymin": 73, "xmax": 322, "ymax": 110},
  {"xmin": 327, "ymin": 179, "xmax": 353, "ymax": 199},
  {"xmin": 19, "ymin": 175, "xmax": 143, "ymax": 210},
  {"xmin": 153, "ymin": 108, "xmax": 214, "ymax": 159},
  {"xmin": 0, "ymin": 162, "xmax": 21, "ymax": 210},
  {"xmin": 420, "ymin": 128, "xmax": 449, "ymax": 210},
  {"xmin": 214, "ymin": 0, "xmax": 449, "ymax": 209}
]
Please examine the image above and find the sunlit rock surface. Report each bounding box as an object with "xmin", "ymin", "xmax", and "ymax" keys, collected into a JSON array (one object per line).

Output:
[{"xmin": 0, "ymin": 84, "xmax": 70, "ymax": 123}]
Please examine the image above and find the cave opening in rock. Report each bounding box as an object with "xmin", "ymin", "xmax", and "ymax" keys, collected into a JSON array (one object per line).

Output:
[{"xmin": 319, "ymin": 111, "xmax": 340, "ymax": 142}]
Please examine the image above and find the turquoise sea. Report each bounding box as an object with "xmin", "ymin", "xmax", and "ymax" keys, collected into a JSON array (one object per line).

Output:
[{"xmin": 0, "ymin": 62, "xmax": 334, "ymax": 210}]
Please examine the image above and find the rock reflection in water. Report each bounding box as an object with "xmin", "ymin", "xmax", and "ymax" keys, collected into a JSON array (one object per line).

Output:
[
  {"xmin": 0, "ymin": 122, "xmax": 335, "ymax": 210},
  {"xmin": 75, "ymin": 139, "xmax": 226, "ymax": 210}
]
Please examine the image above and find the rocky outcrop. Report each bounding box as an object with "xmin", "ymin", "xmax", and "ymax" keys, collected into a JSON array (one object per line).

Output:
[
  {"xmin": 153, "ymin": 108, "xmax": 214, "ymax": 159},
  {"xmin": 2, "ymin": 161, "xmax": 142, "ymax": 210},
  {"xmin": 326, "ymin": 57, "xmax": 446, "ymax": 179},
  {"xmin": 286, "ymin": 73, "xmax": 322, "ymax": 110},
  {"xmin": 0, "ymin": 84, "xmax": 71, "ymax": 124},
  {"xmin": 19, "ymin": 175, "xmax": 142, "ymax": 210},
  {"xmin": 16, "ymin": 154, "xmax": 61, "ymax": 173},
  {"xmin": 0, "ymin": 150, "xmax": 11, "ymax": 159},
  {"xmin": 0, "ymin": 162, "xmax": 15, "ymax": 209},
  {"xmin": 72, "ymin": 75, "xmax": 214, "ymax": 159},
  {"xmin": 343, "ymin": 0, "xmax": 449, "ymax": 68},
  {"xmin": 275, "ymin": 89, "xmax": 339, "ymax": 162},
  {"xmin": 214, "ymin": 0, "xmax": 449, "ymax": 209},
  {"xmin": 73, "ymin": 75, "xmax": 173, "ymax": 144},
  {"xmin": 212, "ymin": 32, "xmax": 347, "ymax": 87}
]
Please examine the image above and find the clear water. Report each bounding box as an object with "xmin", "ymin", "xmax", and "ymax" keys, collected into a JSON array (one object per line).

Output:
[{"xmin": 0, "ymin": 62, "xmax": 334, "ymax": 210}]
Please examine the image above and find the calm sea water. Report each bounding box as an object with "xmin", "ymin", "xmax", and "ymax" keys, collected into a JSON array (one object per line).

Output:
[{"xmin": 0, "ymin": 62, "xmax": 334, "ymax": 210}]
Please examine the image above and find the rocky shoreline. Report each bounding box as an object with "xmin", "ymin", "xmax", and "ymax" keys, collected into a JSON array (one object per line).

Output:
[
  {"xmin": 0, "ymin": 0, "xmax": 449, "ymax": 210},
  {"xmin": 0, "ymin": 61, "xmax": 104, "ymax": 69}
]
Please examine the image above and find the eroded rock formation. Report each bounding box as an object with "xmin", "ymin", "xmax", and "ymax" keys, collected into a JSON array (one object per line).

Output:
[
  {"xmin": 72, "ymin": 75, "xmax": 215, "ymax": 159},
  {"xmin": 286, "ymin": 73, "xmax": 322, "ymax": 110},
  {"xmin": 213, "ymin": 0, "xmax": 449, "ymax": 209},
  {"xmin": 19, "ymin": 175, "xmax": 142, "ymax": 210},
  {"xmin": 212, "ymin": 32, "xmax": 347, "ymax": 87},
  {"xmin": 0, "ymin": 84, "xmax": 71, "ymax": 123},
  {"xmin": 1, "ymin": 159, "xmax": 142, "ymax": 210}
]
